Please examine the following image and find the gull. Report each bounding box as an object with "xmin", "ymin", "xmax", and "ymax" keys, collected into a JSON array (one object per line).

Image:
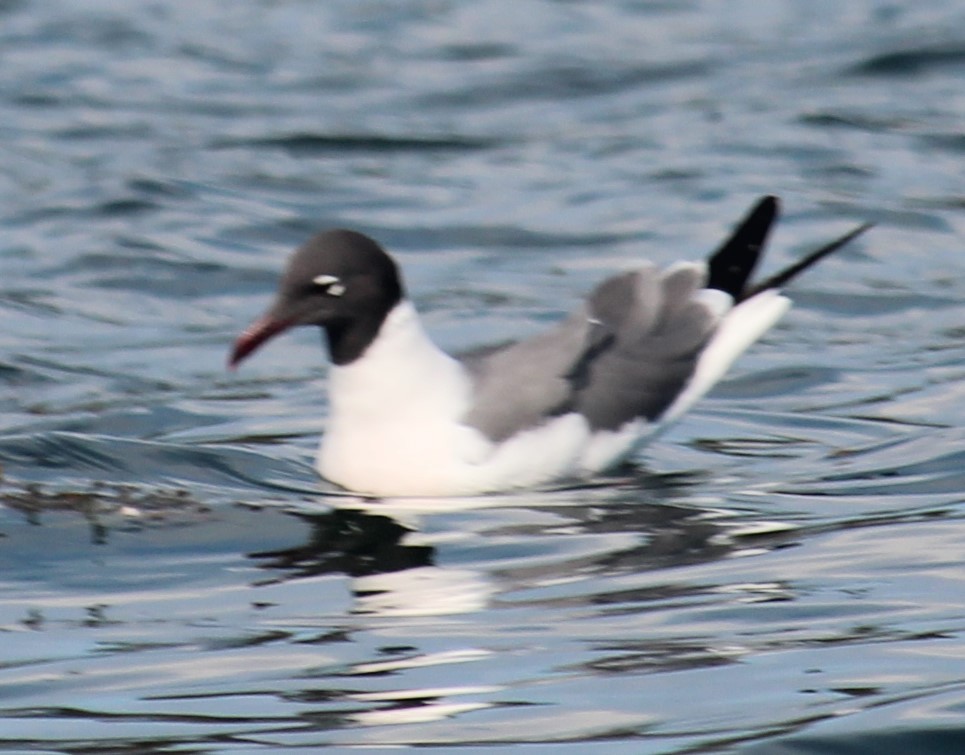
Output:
[{"xmin": 230, "ymin": 196, "xmax": 870, "ymax": 497}]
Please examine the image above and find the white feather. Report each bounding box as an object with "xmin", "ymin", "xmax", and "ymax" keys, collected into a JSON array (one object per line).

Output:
[
  {"xmin": 579, "ymin": 419, "xmax": 647, "ymax": 474},
  {"xmin": 318, "ymin": 302, "xmax": 591, "ymax": 496}
]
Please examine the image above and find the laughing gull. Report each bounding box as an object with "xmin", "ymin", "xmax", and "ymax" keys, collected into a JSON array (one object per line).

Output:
[{"xmin": 230, "ymin": 196, "xmax": 871, "ymax": 497}]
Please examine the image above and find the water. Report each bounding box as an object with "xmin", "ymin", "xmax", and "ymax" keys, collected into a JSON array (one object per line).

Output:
[{"xmin": 2, "ymin": 0, "xmax": 964, "ymax": 752}]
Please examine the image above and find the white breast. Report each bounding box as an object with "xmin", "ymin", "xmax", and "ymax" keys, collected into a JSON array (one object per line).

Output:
[{"xmin": 317, "ymin": 302, "xmax": 590, "ymax": 496}]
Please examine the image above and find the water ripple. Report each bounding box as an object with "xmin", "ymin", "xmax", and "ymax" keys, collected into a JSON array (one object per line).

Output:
[{"xmin": 2, "ymin": 0, "xmax": 964, "ymax": 752}]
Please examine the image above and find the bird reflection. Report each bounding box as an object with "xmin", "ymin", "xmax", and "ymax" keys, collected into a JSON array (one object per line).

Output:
[
  {"xmin": 245, "ymin": 466, "xmax": 800, "ymax": 617},
  {"xmin": 249, "ymin": 507, "xmax": 432, "ymax": 580},
  {"xmin": 248, "ymin": 507, "xmax": 496, "ymax": 616}
]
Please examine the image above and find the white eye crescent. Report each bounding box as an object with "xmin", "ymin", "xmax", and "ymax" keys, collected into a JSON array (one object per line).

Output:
[{"xmin": 312, "ymin": 274, "xmax": 346, "ymax": 297}]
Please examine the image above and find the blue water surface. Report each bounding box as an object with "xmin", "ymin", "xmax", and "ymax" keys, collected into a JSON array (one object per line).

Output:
[{"xmin": 1, "ymin": 1, "xmax": 964, "ymax": 752}]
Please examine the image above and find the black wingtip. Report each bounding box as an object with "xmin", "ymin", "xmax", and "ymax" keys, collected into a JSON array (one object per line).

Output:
[
  {"xmin": 740, "ymin": 221, "xmax": 874, "ymax": 301},
  {"xmin": 706, "ymin": 195, "xmax": 780, "ymax": 299}
]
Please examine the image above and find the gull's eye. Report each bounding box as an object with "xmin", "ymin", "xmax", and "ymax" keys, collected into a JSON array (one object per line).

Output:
[{"xmin": 312, "ymin": 274, "xmax": 346, "ymax": 297}]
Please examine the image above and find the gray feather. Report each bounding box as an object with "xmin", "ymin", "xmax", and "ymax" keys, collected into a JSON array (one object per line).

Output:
[
  {"xmin": 460, "ymin": 262, "xmax": 723, "ymax": 441},
  {"xmin": 460, "ymin": 309, "xmax": 608, "ymax": 442},
  {"xmin": 576, "ymin": 263, "xmax": 718, "ymax": 429}
]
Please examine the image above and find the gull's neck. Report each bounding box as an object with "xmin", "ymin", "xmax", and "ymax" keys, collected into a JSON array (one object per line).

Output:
[{"xmin": 326, "ymin": 300, "xmax": 466, "ymax": 418}]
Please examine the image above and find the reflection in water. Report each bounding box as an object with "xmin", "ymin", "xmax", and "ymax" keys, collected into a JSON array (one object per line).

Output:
[
  {"xmin": 0, "ymin": 468, "xmax": 960, "ymax": 747},
  {"xmin": 353, "ymin": 566, "xmax": 494, "ymax": 616},
  {"xmin": 246, "ymin": 470, "xmax": 801, "ymax": 619},
  {"xmin": 248, "ymin": 508, "xmax": 495, "ymax": 616},
  {"xmin": 250, "ymin": 508, "xmax": 433, "ymax": 581}
]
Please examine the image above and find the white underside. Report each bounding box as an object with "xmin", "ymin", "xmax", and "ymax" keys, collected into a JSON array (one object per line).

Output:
[{"xmin": 318, "ymin": 290, "xmax": 790, "ymax": 497}]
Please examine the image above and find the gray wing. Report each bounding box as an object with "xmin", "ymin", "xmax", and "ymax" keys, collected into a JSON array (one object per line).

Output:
[
  {"xmin": 458, "ymin": 308, "xmax": 609, "ymax": 442},
  {"xmin": 459, "ymin": 262, "xmax": 722, "ymax": 441},
  {"xmin": 573, "ymin": 263, "xmax": 720, "ymax": 430}
]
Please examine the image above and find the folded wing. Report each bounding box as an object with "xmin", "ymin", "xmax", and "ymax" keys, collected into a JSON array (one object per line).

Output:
[{"xmin": 459, "ymin": 195, "xmax": 870, "ymax": 448}]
